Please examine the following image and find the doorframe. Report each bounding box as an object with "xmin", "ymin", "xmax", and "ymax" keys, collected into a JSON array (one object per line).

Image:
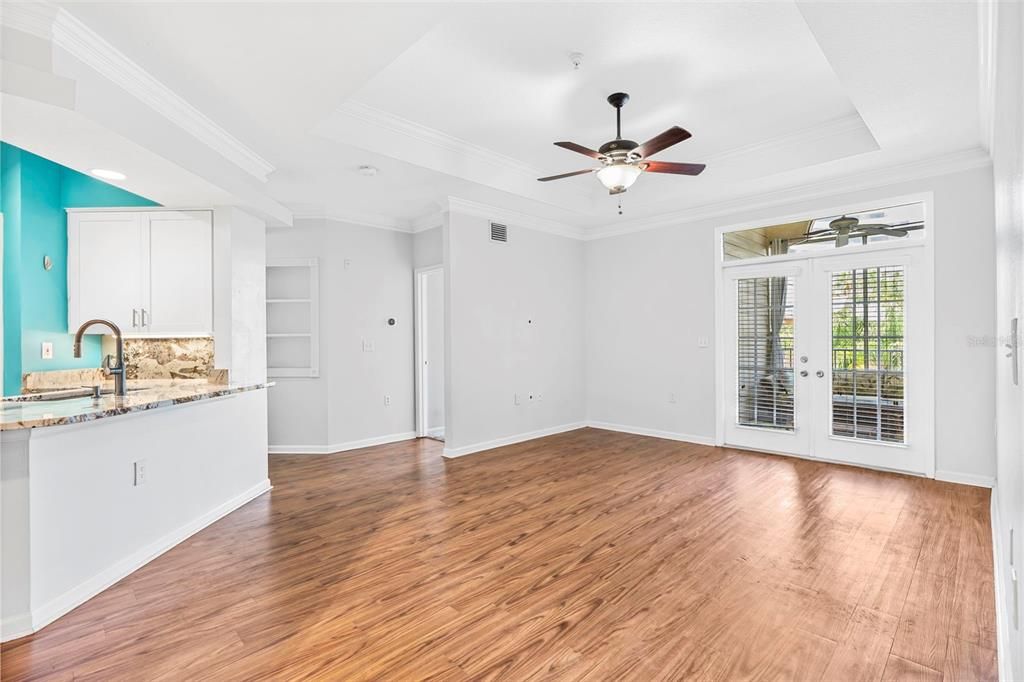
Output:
[
  {"xmin": 414, "ymin": 265, "xmax": 444, "ymax": 438},
  {"xmin": 713, "ymin": 191, "xmax": 935, "ymax": 476}
]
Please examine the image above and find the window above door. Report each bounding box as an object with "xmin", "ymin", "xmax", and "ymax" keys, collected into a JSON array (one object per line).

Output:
[{"xmin": 722, "ymin": 201, "xmax": 925, "ymax": 262}]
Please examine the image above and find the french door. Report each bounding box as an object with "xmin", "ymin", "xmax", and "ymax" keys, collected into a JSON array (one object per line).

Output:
[{"xmin": 722, "ymin": 247, "xmax": 933, "ymax": 475}]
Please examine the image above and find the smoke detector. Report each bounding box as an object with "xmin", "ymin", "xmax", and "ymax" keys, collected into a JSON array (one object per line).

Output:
[{"xmin": 357, "ymin": 165, "xmax": 378, "ymax": 177}]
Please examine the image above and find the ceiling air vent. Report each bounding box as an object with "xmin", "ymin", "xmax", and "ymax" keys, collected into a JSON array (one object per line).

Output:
[{"xmin": 490, "ymin": 222, "xmax": 508, "ymax": 243}]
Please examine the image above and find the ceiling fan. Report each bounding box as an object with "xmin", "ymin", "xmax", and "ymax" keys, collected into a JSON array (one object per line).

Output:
[
  {"xmin": 537, "ymin": 92, "xmax": 706, "ymax": 195},
  {"xmin": 791, "ymin": 215, "xmax": 916, "ymax": 248}
]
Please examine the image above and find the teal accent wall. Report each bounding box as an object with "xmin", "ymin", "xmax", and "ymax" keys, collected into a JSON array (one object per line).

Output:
[{"xmin": 1, "ymin": 143, "xmax": 158, "ymax": 395}]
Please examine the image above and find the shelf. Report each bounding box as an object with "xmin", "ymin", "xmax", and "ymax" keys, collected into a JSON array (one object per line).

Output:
[{"xmin": 266, "ymin": 258, "xmax": 319, "ymax": 379}]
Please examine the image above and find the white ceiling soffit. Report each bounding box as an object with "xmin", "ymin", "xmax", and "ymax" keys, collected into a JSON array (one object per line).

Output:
[
  {"xmin": 1, "ymin": 93, "xmax": 239, "ymax": 208},
  {"xmin": 313, "ymin": 101, "xmax": 605, "ymax": 216},
  {"xmin": 2, "ymin": 2, "xmax": 275, "ymax": 183}
]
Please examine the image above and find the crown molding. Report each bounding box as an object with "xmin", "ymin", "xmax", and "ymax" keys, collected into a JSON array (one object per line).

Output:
[
  {"xmin": 708, "ymin": 113, "xmax": 873, "ymax": 165},
  {"xmin": 411, "ymin": 210, "xmax": 445, "ymax": 233},
  {"xmin": 292, "ymin": 210, "xmax": 416, "ymax": 234},
  {"xmin": 447, "ymin": 196, "xmax": 585, "ymax": 240},
  {"xmin": 2, "ymin": 1, "xmax": 276, "ymax": 183},
  {"xmin": 0, "ymin": 1, "xmax": 57, "ymax": 39},
  {"xmin": 584, "ymin": 147, "xmax": 992, "ymax": 241}
]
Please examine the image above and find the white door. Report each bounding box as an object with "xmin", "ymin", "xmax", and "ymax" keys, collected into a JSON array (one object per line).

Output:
[
  {"xmin": 69, "ymin": 212, "xmax": 144, "ymax": 333},
  {"xmin": 722, "ymin": 247, "xmax": 932, "ymax": 475},
  {"xmin": 145, "ymin": 211, "xmax": 213, "ymax": 335},
  {"xmin": 723, "ymin": 263, "xmax": 811, "ymax": 456},
  {"xmin": 806, "ymin": 249, "xmax": 932, "ymax": 474}
]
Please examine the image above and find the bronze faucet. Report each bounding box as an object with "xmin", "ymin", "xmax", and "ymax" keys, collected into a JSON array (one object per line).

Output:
[{"xmin": 73, "ymin": 319, "xmax": 126, "ymax": 397}]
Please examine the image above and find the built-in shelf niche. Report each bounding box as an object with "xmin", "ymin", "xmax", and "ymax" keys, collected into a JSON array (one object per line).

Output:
[{"xmin": 266, "ymin": 258, "xmax": 319, "ymax": 378}]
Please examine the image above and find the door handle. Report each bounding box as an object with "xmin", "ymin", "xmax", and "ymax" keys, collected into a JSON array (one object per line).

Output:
[
  {"xmin": 132, "ymin": 308, "xmax": 139, "ymax": 328},
  {"xmin": 141, "ymin": 308, "xmax": 149, "ymax": 328},
  {"xmin": 800, "ymin": 370, "xmax": 808, "ymax": 377},
  {"xmin": 816, "ymin": 370, "xmax": 825, "ymax": 378}
]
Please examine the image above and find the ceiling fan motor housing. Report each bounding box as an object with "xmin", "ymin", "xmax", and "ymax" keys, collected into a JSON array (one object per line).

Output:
[{"xmin": 598, "ymin": 139, "xmax": 638, "ymax": 157}]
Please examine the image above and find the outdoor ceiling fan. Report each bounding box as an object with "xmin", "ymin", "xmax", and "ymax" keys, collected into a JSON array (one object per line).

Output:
[
  {"xmin": 537, "ymin": 92, "xmax": 706, "ymax": 195},
  {"xmin": 792, "ymin": 215, "xmax": 915, "ymax": 248}
]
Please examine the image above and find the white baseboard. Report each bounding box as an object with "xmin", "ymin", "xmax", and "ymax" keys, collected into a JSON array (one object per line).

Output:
[
  {"xmin": 1, "ymin": 478, "xmax": 271, "ymax": 643},
  {"xmin": 991, "ymin": 485, "xmax": 1013, "ymax": 682},
  {"xmin": 585, "ymin": 420, "xmax": 716, "ymax": 446},
  {"xmin": 935, "ymin": 470, "xmax": 995, "ymax": 488},
  {"xmin": 269, "ymin": 431, "xmax": 417, "ymax": 455},
  {"xmin": 443, "ymin": 422, "xmax": 586, "ymax": 458},
  {"xmin": 427, "ymin": 427, "xmax": 445, "ymax": 439},
  {"xmin": 0, "ymin": 613, "xmax": 34, "ymax": 643}
]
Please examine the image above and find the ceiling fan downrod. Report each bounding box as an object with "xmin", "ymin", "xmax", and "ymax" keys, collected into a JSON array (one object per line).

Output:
[{"xmin": 608, "ymin": 92, "xmax": 629, "ymax": 140}]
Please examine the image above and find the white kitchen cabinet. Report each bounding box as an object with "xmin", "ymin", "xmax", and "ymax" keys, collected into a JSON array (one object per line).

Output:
[{"xmin": 68, "ymin": 209, "xmax": 213, "ymax": 336}]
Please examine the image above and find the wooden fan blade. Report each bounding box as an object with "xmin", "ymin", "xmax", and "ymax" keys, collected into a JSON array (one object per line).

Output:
[
  {"xmin": 635, "ymin": 127, "xmax": 692, "ymax": 159},
  {"xmin": 859, "ymin": 226, "xmax": 909, "ymax": 237},
  {"xmin": 642, "ymin": 161, "xmax": 706, "ymax": 176},
  {"xmin": 554, "ymin": 141, "xmax": 605, "ymax": 160},
  {"xmin": 537, "ymin": 168, "xmax": 596, "ymax": 182}
]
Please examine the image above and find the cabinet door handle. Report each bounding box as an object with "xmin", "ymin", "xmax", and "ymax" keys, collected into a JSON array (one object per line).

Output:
[
  {"xmin": 132, "ymin": 308, "xmax": 139, "ymax": 328},
  {"xmin": 141, "ymin": 308, "xmax": 149, "ymax": 327}
]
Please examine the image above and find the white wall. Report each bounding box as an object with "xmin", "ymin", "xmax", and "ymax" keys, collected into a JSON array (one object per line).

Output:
[
  {"xmin": 414, "ymin": 225, "xmax": 443, "ymax": 269},
  {"xmin": 991, "ymin": 2, "xmax": 1024, "ymax": 678},
  {"xmin": 585, "ymin": 164, "xmax": 997, "ymax": 481},
  {"xmin": 444, "ymin": 210, "xmax": 586, "ymax": 456},
  {"xmin": 265, "ymin": 218, "xmax": 415, "ymax": 452}
]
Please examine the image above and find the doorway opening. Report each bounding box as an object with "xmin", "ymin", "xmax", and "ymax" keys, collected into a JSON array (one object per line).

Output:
[{"xmin": 415, "ymin": 266, "xmax": 445, "ymax": 442}]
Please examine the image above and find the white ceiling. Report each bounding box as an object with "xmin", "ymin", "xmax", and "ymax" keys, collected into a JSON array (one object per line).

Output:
[{"xmin": 1, "ymin": 1, "xmax": 987, "ymax": 234}]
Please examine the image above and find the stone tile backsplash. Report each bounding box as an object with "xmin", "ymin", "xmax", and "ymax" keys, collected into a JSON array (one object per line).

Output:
[{"xmin": 121, "ymin": 337, "xmax": 215, "ymax": 379}]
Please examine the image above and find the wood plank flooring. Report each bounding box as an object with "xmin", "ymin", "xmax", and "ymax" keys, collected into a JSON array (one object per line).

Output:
[{"xmin": 0, "ymin": 428, "xmax": 998, "ymax": 681}]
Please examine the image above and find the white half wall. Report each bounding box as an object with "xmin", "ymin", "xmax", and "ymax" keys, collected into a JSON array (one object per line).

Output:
[
  {"xmin": 445, "ymin": 209, "xmax": 586, "ymax": 456},
  {"xmin": 585, "ymin": 164, "xmax": 997, "ymax": 481},
  {"xmin": 1, "ymin": 390, "xmax": 270, "ymax": 641},
  {"xmin": 265, "ymin": 218, "xmax": 414, "ymax": 452}
]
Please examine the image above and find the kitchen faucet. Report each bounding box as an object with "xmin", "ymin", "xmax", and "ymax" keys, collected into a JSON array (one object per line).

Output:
[{"xmin": 72, "ymin": 319, "xmax": 127, "ymax": 397}]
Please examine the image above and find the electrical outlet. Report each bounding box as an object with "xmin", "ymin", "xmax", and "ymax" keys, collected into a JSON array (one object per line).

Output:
[
  {"xmin": 384, "ymin": 395, "xmax": 391, "ymax": 406},
  {"xmin": 133, "ymin": 460, "xmax": 147, "ymax": 487},
  {"xmin": 514, "ymin": 393, "xmax": 521, "ymax": 406},
  {"xmin": 41, "ymin": 342, "xmax": 53, "ymax": 360},
  {"xmin": 362, "ymin": 339, "xmax": 375, "ymax": 352},
  {"xmin": 697, "ymin": 336, "xmax": 710, "ymax": 348}
]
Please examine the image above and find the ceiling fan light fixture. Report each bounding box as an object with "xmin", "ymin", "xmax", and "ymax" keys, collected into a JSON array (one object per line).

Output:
[{"xmin": 596, "ymin": 163, "xmax": 642, "ymax": 192}]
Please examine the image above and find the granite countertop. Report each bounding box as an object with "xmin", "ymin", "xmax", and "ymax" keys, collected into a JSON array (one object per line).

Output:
[{"xmin": 0, "ymin": 381, "xmax": 269, "ymax": 431}]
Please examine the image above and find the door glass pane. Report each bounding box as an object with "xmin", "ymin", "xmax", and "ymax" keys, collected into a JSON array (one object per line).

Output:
[
  {"xmin": 831, "ymin": 266, "xmax": 905, "ymax": 443},
  {"xmin": 736, "ymin": 276, "xmax": 795, "ymax": 430}
]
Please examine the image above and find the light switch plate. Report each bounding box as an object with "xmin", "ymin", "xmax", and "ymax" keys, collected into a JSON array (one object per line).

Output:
[{"xmin": 41, "ymin": 342, "xmax": 53, "ymax": 359}]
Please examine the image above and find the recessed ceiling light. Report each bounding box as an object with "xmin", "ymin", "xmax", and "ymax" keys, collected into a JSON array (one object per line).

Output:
[
  {"xmin": 357, "ymin": 165, "xmax": 378, "ymax": 177},
  {"xmin": 90, "ymin": 168, "xmax": 127, "ymax": 181}
]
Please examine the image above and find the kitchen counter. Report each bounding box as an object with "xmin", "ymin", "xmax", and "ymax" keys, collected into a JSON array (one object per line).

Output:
[{"xmin": 0, "ymin": 381, "xmax": 269, "ymax": 430}]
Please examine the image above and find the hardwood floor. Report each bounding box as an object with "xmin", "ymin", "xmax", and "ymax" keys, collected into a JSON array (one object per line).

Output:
[{"xmin": 0, "ymin": 429, "xmax": 998, "ymax": 681}]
